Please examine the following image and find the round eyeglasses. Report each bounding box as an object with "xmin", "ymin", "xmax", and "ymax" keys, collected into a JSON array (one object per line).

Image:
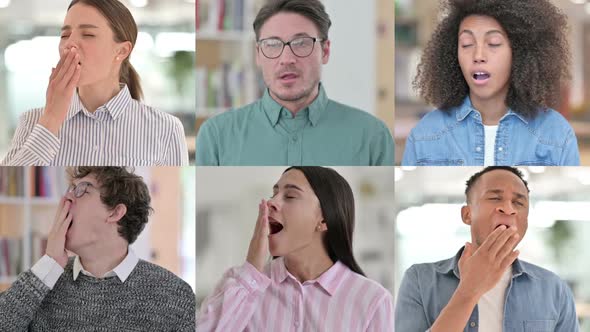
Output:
[
  {"xmin": 67, "ymin": 181, "xmax": 93, "ymax": 198},
  {"xmin": 257, "ymin": 36, "xmax": 323, "ymax": 59}
]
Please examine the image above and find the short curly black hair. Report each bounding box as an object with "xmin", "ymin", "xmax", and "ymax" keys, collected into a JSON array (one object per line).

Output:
[
  {"xmin": 67, "ymin": 167, "xmax": 153, "ymax": 244},
  {"xmin": 414, "ymin": 0, "xmax": 570, "ymax": 119},
  {"xmin": 465, "ymin": 166, "xmax": 529, "ymax": 201}
]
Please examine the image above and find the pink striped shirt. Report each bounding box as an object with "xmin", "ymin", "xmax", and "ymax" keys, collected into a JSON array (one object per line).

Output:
[{"xmin": 197, "ymin": 257, "xmax": 394, "ymax": 332}]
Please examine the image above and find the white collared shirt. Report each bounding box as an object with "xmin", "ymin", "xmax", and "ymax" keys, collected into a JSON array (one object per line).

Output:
[
  {"xmin": 1, "ymin": 84, "xmax": 188, "ymax": 166},
  {"xmin": 31, "ymin": 248, "xmax": 139, "ymax": 289},
  {"xmin": 73, "ymin": 248, "xmax": 139, "ymax": 282}
]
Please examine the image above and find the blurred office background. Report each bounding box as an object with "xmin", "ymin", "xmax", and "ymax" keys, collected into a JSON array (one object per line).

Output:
[
  {"xmin": 195, "ymin": 167, "xmax": 395, "ymax": 308},
  {"xmin": 395, "ymin": 166, "xmax": 590, "ymax": 330},
  {"xmin": 0, "ymin": 0, "xmax": 197, "ymax": 163},
  {"xmin": 0, "ymin": 166, "xmax": 196, "ymax": 292},
  {"xmin": 196, "ymin": 0, "xmax": 394, "ymax": 138},
  {"xmin": 395, "ymin": 0, "xmax": 590, "ymax": 165}
]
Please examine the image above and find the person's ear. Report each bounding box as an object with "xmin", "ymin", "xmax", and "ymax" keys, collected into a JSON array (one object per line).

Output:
[
  {"xmin": 106, "ymin": 204, "xmax": 127, "ymax": 224},
  {"xmin": 461, "ymin": 205, "xmax": 472, "ymax": 226},
  {"xmin": 315, "ymin": 222, "xmax": 328, "ymax": 232},
  {"xmin": 321, "ymin": 39, "xmax": 330, "ymax": 64},
  {"xmin": 114, "ymin": 41, "xmax": 132, "ymax": 62}
]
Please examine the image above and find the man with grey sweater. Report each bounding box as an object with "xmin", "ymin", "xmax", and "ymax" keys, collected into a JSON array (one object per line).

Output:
[{"xmin": 0, "ymin": 167, "xmax": 195, "ymax": 331}]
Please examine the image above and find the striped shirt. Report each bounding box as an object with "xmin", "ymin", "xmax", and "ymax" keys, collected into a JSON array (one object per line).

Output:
[
  {"xmin": 1, "ymin": 84, "xmax": 188, "ymax": 166},
  {"xmin": 196, "ymin": 258, "xmax": 394, "ymax": 332}
]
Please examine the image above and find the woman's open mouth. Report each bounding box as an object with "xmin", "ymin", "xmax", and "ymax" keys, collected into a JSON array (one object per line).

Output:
[{"xmin": 269, "ymin": 218, "xmax": 284, "ymax": 235}]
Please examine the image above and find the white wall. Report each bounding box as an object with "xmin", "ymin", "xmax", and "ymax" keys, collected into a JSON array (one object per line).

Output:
[{"xmin": 322, "ymin": 0, "xmax": 376, "ymax": 114}]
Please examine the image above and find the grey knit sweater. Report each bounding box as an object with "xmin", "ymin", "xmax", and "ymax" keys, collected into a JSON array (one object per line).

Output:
[{"xmin": 0, "ymin": 258, "xmax": 195, "ymax": 331}]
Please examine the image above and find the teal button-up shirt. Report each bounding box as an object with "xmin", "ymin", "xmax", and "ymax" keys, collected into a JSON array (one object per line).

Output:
[{"xmin": 196, "ymin": 84, "xmax": 394, "ymax": 165}]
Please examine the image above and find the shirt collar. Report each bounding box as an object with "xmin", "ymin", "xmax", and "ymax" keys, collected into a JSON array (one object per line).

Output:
[
  {"xmin": 455, "ymin": 96, "xmax": 529, "ymax": 125},
  {"xmin": 270, "ymin": 257, "xmax": 348, "ymax": 296},
  {"xmin": 73, "ymin": 247, "xmax": 139, "ymax": 282},
  {"xmin": 437, "ymin": 246, "xmax": 538, "ymax": 280},
  {"xmin": 65, "ymin": 83, "xmax": 133, "ymax": 122},
  {"xmin": 261, "ymin": 83, "xmax": 328, "ymax": 127}
]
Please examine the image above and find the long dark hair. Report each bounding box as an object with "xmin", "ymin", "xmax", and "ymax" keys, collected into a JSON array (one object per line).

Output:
[
  {"xmin": 284, "ymin": 166, "xmax": 365, "ymax": 276},
  {"xmin": 68, "ymin": 0, "xmax": 143, "ymax": 100}
]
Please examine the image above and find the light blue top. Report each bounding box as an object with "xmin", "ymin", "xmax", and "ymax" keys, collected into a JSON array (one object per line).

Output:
[
  {"xmin": 395, "ymin": 247, "xmax": 580, "ymax": 331},
  {"xmin": 402, "ymin": 97, "xmax": 580, "ymax": 166}
]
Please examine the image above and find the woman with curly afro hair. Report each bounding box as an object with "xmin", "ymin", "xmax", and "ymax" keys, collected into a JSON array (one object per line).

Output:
[{"xmin": 402, "ymin": 0, "xmax": 580, "ymax": 166}]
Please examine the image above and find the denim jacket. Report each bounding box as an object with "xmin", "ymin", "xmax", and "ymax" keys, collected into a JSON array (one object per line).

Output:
[
  {"xmin": 395, "ymin": 247, "xmax": 580, "ymax": 331},
  {"xmin": 402, "ymin": 98, "xmax": 580, "ymax": 166}
]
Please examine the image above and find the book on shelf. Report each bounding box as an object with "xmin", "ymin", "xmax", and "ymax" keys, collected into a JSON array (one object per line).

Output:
[
  {"xmin": 196, "ymin": 63, "xmax": 246, "ymax": 115},
  {"xmin": 31, "ymin": 167, "xmax": 68, "ymax": 199},
  {"xmin": 0, "ymin": 238, "xmax": 22, "ymax": 277},
  {"xmin": 197, "ymin": 0, "xmax": 245, "ymax": 32},
  {"xmin": 197, "ymin": 64, "xmax": 265, "ymax": 117},
  {"xmin": 0, "ymin": 167, "xmax": 68, "ymax": 199},
  {"xmin": 0, "ymin": 168, "xmax": 25, "ymax": 197},
  {"xmin": 31, "ymin": 233, "xmax": 48, "ymax": 265}
]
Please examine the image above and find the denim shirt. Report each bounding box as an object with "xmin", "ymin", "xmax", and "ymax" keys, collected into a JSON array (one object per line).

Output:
[
  {"xmin": 395, "ymin": 247, "xmax": 580, "ymax": 332},
  {"xmin": 402, "ymin": 98, "xmax": 580, "ymax": 166}
]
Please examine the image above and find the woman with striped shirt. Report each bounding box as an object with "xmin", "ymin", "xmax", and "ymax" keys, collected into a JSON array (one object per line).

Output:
[
  {"xmin": 197, "ymin": 167, "xmax": 394, "ymax": 331},
  {"xmin": 1, "ymin": 0, "xmax": 188, "ymax": 166}
]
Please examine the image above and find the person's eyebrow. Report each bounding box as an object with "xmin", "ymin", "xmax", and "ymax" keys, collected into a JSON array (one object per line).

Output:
[
  {"xmin": 273, "ymin": 183, "xmax": 304, "ymax": 192},
  {"xmin": 61, "ymin": 24, "xmax": 99, "ymax": 31},
  {"xmin": 261, "ymin": 32, "xmax": 312, "ymax": 41},
  {"xmin": 513, "ymin": 192, "xmax": 527, "ymax": 201},
  {"xmin": 485, "ymin": 189, "xmax": 504, "ymax": 195},
  {"xmin": 485, "ymin": 189, "xmax": 527, "ymax": 200},
  {"xmin": 459, "ymin": 29, "xmax": 505, "ymax": 37}
]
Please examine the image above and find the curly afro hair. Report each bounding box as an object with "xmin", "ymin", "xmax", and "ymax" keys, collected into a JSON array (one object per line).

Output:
[
  {"xmin": 67, "ymin": 167, "xmax": 153, "ymax": 244},
  {"xmin": 413, "ymin": 0, "xmax": 570, "ymax": 119}
]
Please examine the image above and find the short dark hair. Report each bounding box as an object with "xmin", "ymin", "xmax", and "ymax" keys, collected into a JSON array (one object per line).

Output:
[
  {"xmin": 253, "ymin": 0, "xmax": 331, "ymax": 41},
  {"xmin": 465, "ymin": 166, "xmax": 530, "ymax": 201},
  {"xmin": 284, "ymin": 166, "xmax": 365, "ymax": 276},
  {"xmin": 414, "ymin": 0, "xmax": 570, "ymax": 119},
  {"xmin": 67, "ymin": 167, "xmax": 153, "ymax": 244}
]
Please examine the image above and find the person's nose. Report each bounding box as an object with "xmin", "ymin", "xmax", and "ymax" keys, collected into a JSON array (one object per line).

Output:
[
  {"xmin": 496, "ymin": 200, "xmax": 516, "ymax": 215},
  {"xmin": 278, "ymin": 43, "xmax": 297, "ymax": 66},
  {"xmin": 61, "ymin": 37, "xmax": 80, "ymax": 57},
  {"xmin": 64, "ymin": 189, "xmax": 76, "ymax": 202},
  {"xmin": 473, "ymin": 44, "xmax": 487, "ymax": 64},
  {"xmin": 267, "ymin": 196, "xmax": 280, "ymax": 212}
]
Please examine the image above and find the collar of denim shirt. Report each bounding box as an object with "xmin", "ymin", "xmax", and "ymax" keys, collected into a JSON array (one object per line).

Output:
[
  {"xmin": 261, "ymin": 82, "xmax": 329, "ymax": 127},
  {"xmin": 454, "ymin": 96, "xmax": 530, "ymax": 125},
  {"xmin": 435, "ymin": 246, "xmax": 543, "ymax": 281}
]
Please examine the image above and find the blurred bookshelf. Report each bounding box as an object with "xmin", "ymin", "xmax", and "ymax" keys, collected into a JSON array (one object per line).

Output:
[
  {"xmin": 0, "ymin": 167, "xmax": 66, "ymax": 292},
  {"xmin": 196, "ymin": 0, "xmax": 265, "ymax": 122}
]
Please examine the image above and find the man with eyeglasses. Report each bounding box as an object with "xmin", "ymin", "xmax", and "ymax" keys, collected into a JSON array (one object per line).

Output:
[
  {"xmin": 0, "ymin": 167, "xmax": 195, "ymax": 331},
  {"xmin": 196, "ymin": 0, "xmax": 394, "ymax": 166}
]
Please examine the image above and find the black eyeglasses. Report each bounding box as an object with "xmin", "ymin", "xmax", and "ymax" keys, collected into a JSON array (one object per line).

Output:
[
  {"xmin": 67, "ymin": 181, "xmax": 93, "ymax": 198},
  {"xmin": 257, "ymin": 36, "xmax": 323, "ymax": 59}
]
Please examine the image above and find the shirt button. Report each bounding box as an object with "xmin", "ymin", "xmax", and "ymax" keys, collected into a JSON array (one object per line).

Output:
[
  {"xmin": 93, "ymin": 145, "xmax": 98, "ymax": 151},
  {"xmin": 294, "ymin": 321, "xmax": 299, "ymax": 327},
  {"xmin": 250, "ymin": 279, "xmax": 256, "ymax": 286},
  {"xmin": 498, "ymin": 147, "xmax": 503, "ymax": 152},
  {"xmin": 476, "ymin": 146, "xmax": 481, "ymax": 152},
  {"xmin": 470, "ymin": 321, "xmax": 476, "ymax": 327},
  {"xmin": 292, "ymin": 136, "xmax": 298, "ymax": 142}
]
